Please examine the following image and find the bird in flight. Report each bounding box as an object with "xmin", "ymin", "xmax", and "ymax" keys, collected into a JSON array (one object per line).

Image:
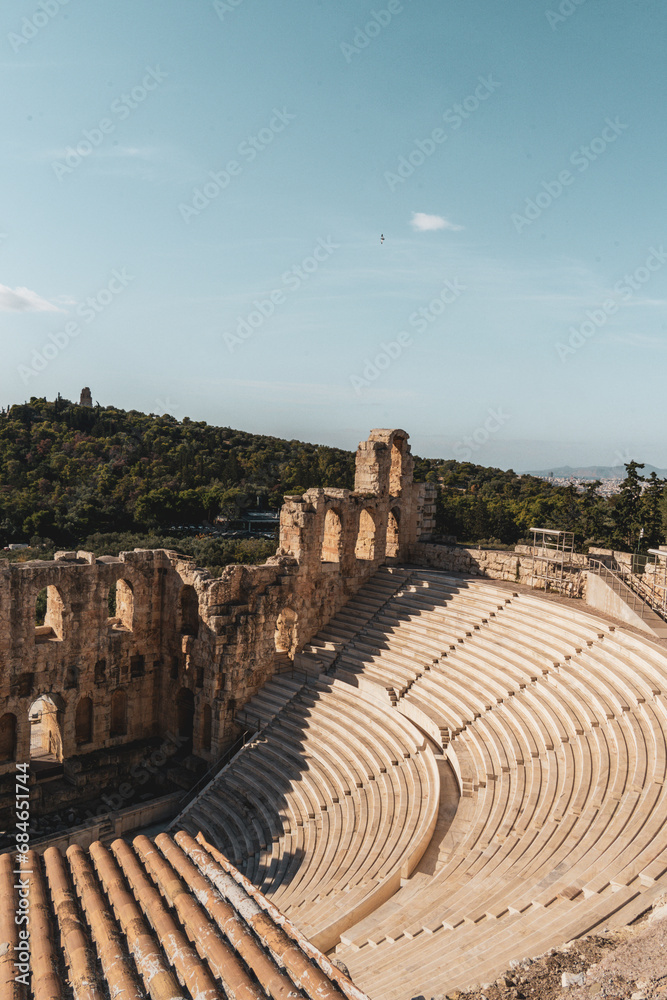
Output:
[{"xmin": 380, "ymin": 233, "xmax": 385, "ymax": 245}]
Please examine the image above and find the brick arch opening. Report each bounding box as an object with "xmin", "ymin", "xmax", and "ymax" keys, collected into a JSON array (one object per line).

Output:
[
  {"xmin": 389, "ymin": 434, "xmax": 408, "ymax": 495},
  {"xmin": 75, "ymin": 697, "xmax": 93, "ymax": 745},
  {"xmin": 0, "ymin": 713, "xmax": 17, "ymax": 763},
  {"xmin": 355, "ymin": 508, "xmax": 377, "ymax": 561},
  {"xmin": 386, "ymin": 506, "xmax": 401, "ymax": 559},
  {"xmin": 275, "ymin": 608, "xmax": 298, "ymax": 657},
  {"xmin": 177, "ymin": 688, "xmax": 195, "ymax": 753},
  {"xmin": 35, "ymin": 585, "xmax": 65, "ymax": 643},
  {"xmin": 321, "ymin": 508, "xmax": 343, "ymax": 563},
  {"xmin": 108, "ymin": 579, "xmax": 134, "ymax": 631},
  {"xmin": 179, "ymin": 585, "xmax": 199, "ymax": 638},
  {"xmin": 110, "ymin": 689, "xmax": 127, "ymax": 738},
  {"xmin": 29, "ymin": 694, "xmax": 63, "ymax": 762}
]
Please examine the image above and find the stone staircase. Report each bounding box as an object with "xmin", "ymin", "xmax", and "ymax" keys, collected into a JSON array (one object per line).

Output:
[{"xmin": 176, "ymin": 628, "xmax": 441, "ymax": 950}]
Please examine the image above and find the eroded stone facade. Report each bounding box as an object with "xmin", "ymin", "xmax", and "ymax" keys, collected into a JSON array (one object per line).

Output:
[{"xmin": 0, "ymin": 429, "xmax": 436, "ymax": 825}]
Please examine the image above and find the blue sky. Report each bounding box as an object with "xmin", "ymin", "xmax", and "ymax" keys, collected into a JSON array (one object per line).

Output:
[{"xmin": 1, "ymin": 0, "xmax": 665, "ymax": 470}]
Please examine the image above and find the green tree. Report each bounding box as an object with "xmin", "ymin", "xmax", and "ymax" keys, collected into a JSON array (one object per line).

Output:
[
  {"xmin": 612, "ymin": 461, "xmax": 645, "ymax": 549},
  {"xmin": 641, "ymin": 472, "xmax": 666, "ymax": 550}
]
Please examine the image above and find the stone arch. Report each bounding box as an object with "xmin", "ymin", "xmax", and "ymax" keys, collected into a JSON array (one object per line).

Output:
[
  {"xmin": 75, "ymin": 697, "xmax": 93, "ymax": 745},
  {"xmin": 389, "ymin": 433, "xmax": 408, "ymax": 495},
  {"xmin": 275, "ymin": 608, "xmax": 298, "ymax": 656},
  {"xmin": 0, "ymin": 713, "xmax": 17, "ymax": 763},
  {"xmin": 29, "ymin": 694, "xmax": 63, "ymax": 762},
  {"xmin": 108, "ymin": 579, "xmax": 134, "ymax": 631},
  {"xmin": 179, "ymin": 585, "xmax": 199, "ymax": 637},
  {"xmin": 177, "ymin": 688, "xmax": 195, "ymax": 752},
  {"xmin": 202, "ymin": 703, "xmax": 212, "ymax": 753},
  {"xmin": 35, "ymin": 585, "xmax": 65, "ymax": 643},
  {"xmin": 35, "ymin": 587, "xmax": 47, "ymax": 626},
  {"xmin": 386, "ymin": 506, "xmax": 401, "ymax": 559},
  {"xmin": 355, "ymin": 508, "xmax": 377, "ymax": 561},
  {"xmin": 110, "ymin": 689, "xmax": 127, "ymax": 738},
  {"xmin": 321, "ymin": 508, "xmax": 343, "ymax": 563}
]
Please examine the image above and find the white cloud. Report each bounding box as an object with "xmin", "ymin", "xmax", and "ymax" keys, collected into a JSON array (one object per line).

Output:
[
  {"xmin": 410, "ymin": 212, "xmax": 464, "ymax": 232},
  {"xmin": 0, "ymin": 284, "xmax": 65, "ymax": 313}
]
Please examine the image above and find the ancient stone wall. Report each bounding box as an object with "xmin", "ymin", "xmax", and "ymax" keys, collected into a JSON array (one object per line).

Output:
[
  {"xmin": 642, "ymin": 556, "xmax": 667, "ymax": 609},
  {"xmin": 411, "ymin": 541, "xmax": 587, "ymax": 597},
  {"xmin": 0, "ymin": 428, "xmax": 434, "ymax": 822}
]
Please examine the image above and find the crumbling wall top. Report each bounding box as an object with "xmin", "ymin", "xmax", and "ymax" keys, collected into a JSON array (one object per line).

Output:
[{"xmin": 354, "ymin": 428, "xmax": 414, "ymax": 497}]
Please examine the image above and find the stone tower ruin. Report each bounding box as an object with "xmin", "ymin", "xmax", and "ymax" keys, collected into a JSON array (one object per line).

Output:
[{"xmin": 0, "ymin": 429, "xmax": 436, "ymax": 829}]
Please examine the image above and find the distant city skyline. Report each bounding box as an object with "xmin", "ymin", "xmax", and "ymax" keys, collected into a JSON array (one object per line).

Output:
[{"xmin": 1, "ymin": 0, "xmax": 665, "ymax": 469}]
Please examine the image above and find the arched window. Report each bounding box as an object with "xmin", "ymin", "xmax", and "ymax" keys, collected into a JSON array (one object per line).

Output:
[
  {"xmin": 389, "ymin": 435, "xmax": 407, "ymax": 495},
  {"xmin": 75, "ymin": 697, "xmax": 93, "ymax": 745},
  {"xmin": 29, "ymin": 695, "xmax": 62, "ymax": 762},
  {"xmin": 35, "ymin": 588, "xmax": 47, "ymax": 626},
  {"xmin": 275, "ymin": 608, "xmax": 298, "ymax": 656},
  {"xmin": 180, "ymin": 585, "xmax": 199, "ymax": 637},
  {"xmin": 0, "ymin": 714, "xmax": 17, "ymax": 763},
  {"xmin": 108, "ymin": 579, "xmax": 134, "ymax": 631},
  {"xmin": 110, "ymin": 690, "xmax": 127, "ymax": 738},
  {"xmin": 35, "ymin": 586, "xmax": 65, "ymax": 643},
  {"xmin": 386, "ymin": 507, "xmax": 400, "ymax": 559},
  {"xmin": 202, "ymin": 704, "xmax": 212, "ymax": 753},
  {"xmin": 355, "ymin": 509, "xmax": 377, "ymax": 561},
  {"xmin": 177, "ymin": 689, "xmax": 195, "ymax": 753},
  {"xmin": 321, "ymin": 509, "xmax": 343, "ymax": 563}
]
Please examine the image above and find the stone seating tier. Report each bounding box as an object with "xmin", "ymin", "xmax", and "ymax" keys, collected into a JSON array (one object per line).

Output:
[{"xmin": 173, "ymin": 567, "xmax": 667, "ymax": 999}]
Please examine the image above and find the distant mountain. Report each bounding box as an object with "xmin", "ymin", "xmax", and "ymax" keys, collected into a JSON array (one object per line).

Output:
[{"xmin": 526, "ymin": 465, "xmax": 667, "ymax": 481}]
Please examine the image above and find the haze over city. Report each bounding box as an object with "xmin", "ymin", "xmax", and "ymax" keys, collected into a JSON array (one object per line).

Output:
[{"xmin": 1, "ymin": 0, "xmax": 665, "ymax": 470}]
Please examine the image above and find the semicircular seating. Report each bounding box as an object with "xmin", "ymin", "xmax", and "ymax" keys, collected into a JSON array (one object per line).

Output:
[
  {"xmin": 313, "ymin": 570, "xmax": 667, "ymax": 1000},
  {"xmin": 177, "ymin": 654, "xmax": 441, "ymax": 951},
  {"xmin": 175, "ymin": 565, "xmax": 667, "ymax": 999}
]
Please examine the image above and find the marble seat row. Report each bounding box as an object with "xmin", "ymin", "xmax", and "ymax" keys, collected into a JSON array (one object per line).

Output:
[
  {"xmin": 177, "ymin": 671, "xmax": 441, "ymax": 950},
  {"xmin": 343, "ymin": 670, "xmax": 664, "ymax": 942},
  {"xmin": 165, "ymin": 567, "xmax": 667, "ymax": 1000},
  {"xmin": 323, "ymin": 569, "xmax": 667, "ymax": 1000}
]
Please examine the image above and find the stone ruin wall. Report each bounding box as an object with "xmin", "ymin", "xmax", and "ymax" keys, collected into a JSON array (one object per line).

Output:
[
  {"xmin": 642, "ymin": 557, "xmax": 667, "ymax": 608},
  {"xmin": 0, "ymin": 429, "xmax": 437, "ymax": 825},
  {"xmin": 411, "ymin": 541, "xmax": 587, "ymax": 597}
]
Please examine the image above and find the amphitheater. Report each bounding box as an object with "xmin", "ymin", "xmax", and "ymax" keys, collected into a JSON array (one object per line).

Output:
[{"xmin": 2, "ymin": 428, "xmax": 667, "ymax": 1000}]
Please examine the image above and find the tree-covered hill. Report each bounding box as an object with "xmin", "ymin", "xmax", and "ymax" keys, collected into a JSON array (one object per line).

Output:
[
  {"xmin": 1, "ymin": 396, "xmax": 665, "ymax": 557},
  {"xmin": 0, "ymin": 395, "xmax": 354, "ymax": 546},
  {"xmin": 419, "ymin": 458, "xmax": 667, "ymax": 552}
]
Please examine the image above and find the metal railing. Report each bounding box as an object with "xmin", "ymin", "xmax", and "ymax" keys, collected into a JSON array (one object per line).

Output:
[
  {"xmin": 173, "ymin": 728, "xmax": 256, "ymax": 812},
  {"xmin": 588, "ymin": 558, "xmax": 667, "ymax": 624}
]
